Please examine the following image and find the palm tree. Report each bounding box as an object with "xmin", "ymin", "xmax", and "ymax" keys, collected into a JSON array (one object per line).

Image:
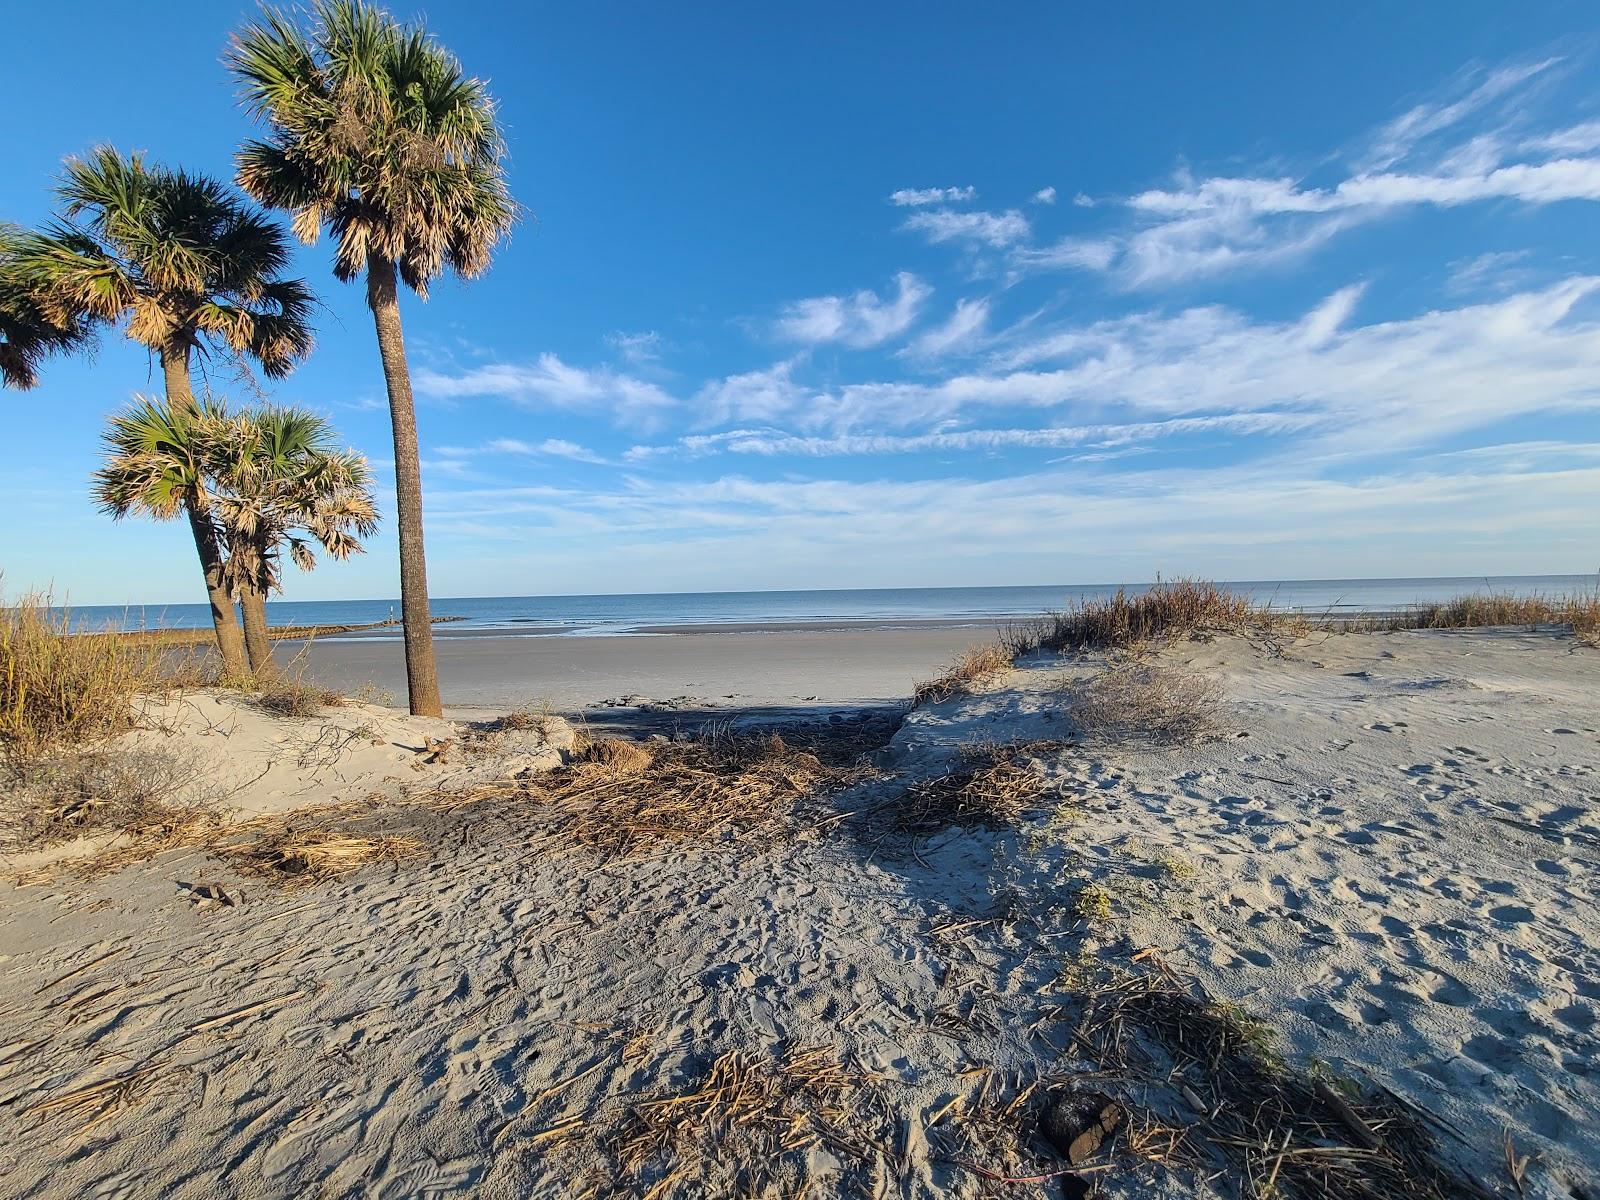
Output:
[
  {"xmin": 228, "ymin": 0, "xmax": 516, "ymax": 716},
  {"xmin": 23, "ymin": 148, "xmax": 316, "ymax": 678},
  {"xmin": 0, "ymin": 223, "xmax": 96, "ymax": 389},
  {"xmin": 91, "ymin": 400, "xmax": 235, "ymax": 661},
  {"xmin": 207, "ymin": 406, "xmax": 379, "ymax": 675}
]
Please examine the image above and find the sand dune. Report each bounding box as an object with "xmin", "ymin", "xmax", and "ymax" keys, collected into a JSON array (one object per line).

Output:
[{"xmin": 0, "ymin": 627, "xmax": 1594, "ymax": 1198}]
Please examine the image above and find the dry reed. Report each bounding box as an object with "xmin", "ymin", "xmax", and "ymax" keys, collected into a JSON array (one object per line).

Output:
[
  {"xmin": 913, "ymin": 642, "xmax": 1015, "ymax": 707},
  {"xmin": 0, "ymin": 593, "xmax": 157, "ymax": 766},
  {"xmin": 1071, "ymin": 968, "xmax": 1494, "ymax": 1200},
  {"xmin": 590, "ymin": 1046, "xmax": 886, "ymax": 1198},
  {"xmin": 1003, "ymin": 578, "xmax": 1289, "ymax": 656}
]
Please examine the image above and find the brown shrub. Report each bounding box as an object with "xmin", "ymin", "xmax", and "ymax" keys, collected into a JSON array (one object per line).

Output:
[
  {"xmin": 1069, "ymin": 661, "xmax": 1222, "ymax": 745},
  {"xmin": 1377, "ymin": 592, "xmax": 1600, "ymax": 641},
  {"xmin": 256, "ymin": 677, "xmax": 346, "ymax": 718}
]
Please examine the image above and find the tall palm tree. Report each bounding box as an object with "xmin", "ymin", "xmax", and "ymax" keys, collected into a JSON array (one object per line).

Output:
[
  {"xmin": 207, "ymin": 406, "xmax": 379, "ymax": 675},
  {"xmin": 23, "ymin": 148, "xmax": 316, "ymax": 678},
  {"xmin": 228, "ymin": 0, "xmax": 516, "ymax": 716},
  {"xmin": 0, "ymin": 223, "xmax": 96, "ymax": 389}
]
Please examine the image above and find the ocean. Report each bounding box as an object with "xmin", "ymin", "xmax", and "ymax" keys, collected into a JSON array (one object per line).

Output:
[{"xmin": 63, "ymin": 575, "xmax": 1600, "ymax": 637}]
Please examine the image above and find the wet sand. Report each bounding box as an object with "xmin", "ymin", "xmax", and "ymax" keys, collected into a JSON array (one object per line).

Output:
[{"xmin": 293, "ymin": 623, "xmax": 997, "ymax": 711}]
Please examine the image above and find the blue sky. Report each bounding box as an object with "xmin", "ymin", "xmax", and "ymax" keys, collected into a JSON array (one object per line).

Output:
[{"xmin": 4, "ymin": 2, "xmax": 1600, "ymax": 605}]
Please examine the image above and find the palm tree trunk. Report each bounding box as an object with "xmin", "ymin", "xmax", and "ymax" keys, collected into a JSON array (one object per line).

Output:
[
  {"xmin": 365, "ymin": 256, "xmax": 442, "ymax": 717},
  {"xmin": 160, "ymin": 349, "xmax": 248, "ymax": 681},
  {"xmin": 239, "ymin": 586, "xmax": 276, "ymax": 678}
]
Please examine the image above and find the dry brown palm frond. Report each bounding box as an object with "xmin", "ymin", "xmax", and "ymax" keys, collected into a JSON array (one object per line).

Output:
[{"xmin": 220, "ymin": 829, "xmax": 422, "ymax": 886}]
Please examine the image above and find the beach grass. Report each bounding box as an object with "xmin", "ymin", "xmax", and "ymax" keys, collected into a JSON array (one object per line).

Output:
[{"xmin": 0, "ymin": 592, "xmax": 159, "ymax": 767}]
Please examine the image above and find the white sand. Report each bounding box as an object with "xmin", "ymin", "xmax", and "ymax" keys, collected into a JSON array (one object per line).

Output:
[{"xmin": 0, "ymin": 628, "xmax": 1594, "ymax": 1198}]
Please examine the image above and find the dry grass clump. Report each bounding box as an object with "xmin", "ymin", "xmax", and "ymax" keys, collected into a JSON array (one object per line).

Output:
[
  {"xmin": 913, "ymin": 642, "xmax": 1015, "ymax": 707},
  {"xmin": 0, "ymin": 745, "xmax": 222, "ymax": 856},
  {"xmin": 220, "ymin": 828, "xmax": 422, "ymax": 886},
  {"xmin": 587, "ymin": 1046, "xmax": 887, "ymax": 1198},
  {"xmin": 1072, "ymin": 969, "xmax": 1493, "ymax": 1200},
  {"xmin": 1004, "ymin": 578, "xmax": 1290, "ymax": 656},
  {"xmin": 513, "ymin": 729, "xmax": 866, "ymax": 863},
  {"xmin": 888, "ymin": 743, "xmax": 1056, "ymax": 837},
  {"xmin": 255, "ymin": 676, "xmax": 347, "ymax": 718},
  {"xmin": 1069, "ymin": 661, "xmax": 1223, "ymax": 745},
  {"xmin": 576, "ymin": 737, "xmax": 654, "ymax": 774},
  {"xmin": 1376, "ymin": 592, "xmax": 1600, "ymax": 643},
  {"xmin": 0, "ymin": 595, "xmax": 157, "ymax": 767}
]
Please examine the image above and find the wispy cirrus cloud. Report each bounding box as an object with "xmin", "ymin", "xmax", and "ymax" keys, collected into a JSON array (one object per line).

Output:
[
  {"xmin": 773, "ymin": 272, "xmax": 932, "ymax": 347},
  {"xmin": 888, "ymin": 185, "xmax": 977, "ymax": 206},
  {"xmin": 996, "ymin": 58, "xmax": 1600, "ymax": 288},
  {"xmin": 901, "ymin": 207, "xmax": 1030, "ymax": 248},
  {"xmin": 415, "ymin": 354, "xmax": 676, "ymax": 426},
  {"xmin": 900, "ymin": 297, "xmax": 991, "ymax": 359}
]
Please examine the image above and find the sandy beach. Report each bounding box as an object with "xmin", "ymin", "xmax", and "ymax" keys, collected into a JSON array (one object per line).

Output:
[
  {"xmin": 293, "ymin": 622, "xmax": 999, "ymax": 713},
  {"xmin": 1, "ymin": 622, "xmax": 1595, "ymax": 1198}
]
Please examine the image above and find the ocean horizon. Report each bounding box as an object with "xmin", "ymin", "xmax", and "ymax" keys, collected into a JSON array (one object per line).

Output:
[{"xmin": 62, "ymin": 573, "xmax": 1600, "ymax": 638}]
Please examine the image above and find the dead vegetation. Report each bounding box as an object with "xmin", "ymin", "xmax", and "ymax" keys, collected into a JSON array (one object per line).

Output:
[
  {"xmin": 219, "ymin": 828, "xmax": 423, "ymax": 886},
  {"xmin": 254, "ymin": 675, "xmax": 347, "ymax": 718},
  {"xmin": 0, "ymin": 745, "xmax": 221, "ymax": 854},
  {"xmin": 1068, "ymin": 660, "xmax": 1223, "ymax": 744},
  {"xmin": 1367, "ymin": 592, "xmax": 1600, "ymax": 643},
  {"xmin": 913, "ymin": 642, "xmax": 1014, "ymax": 707},
  {"xmin": 1068, "ymin": 967, "xmax": 1494, "ymax": 1200},
  {"xmin": 885, "ymin": 743, "xmax": 1060, "ymax": 837},
  {"xmin": 475, "ymin": 728, "xmax": 877, "ymax": 864},
  {"xmin": 0, "ymin": 594, "xmax": 159, "ymax": 767},
  {"xmin": 1003, "ymin": 578, "xmax": 1293, "ymax": 656},
  {"xmin": 581, "ymin": 1046, "xmax": 892, "ymax": 1199}
]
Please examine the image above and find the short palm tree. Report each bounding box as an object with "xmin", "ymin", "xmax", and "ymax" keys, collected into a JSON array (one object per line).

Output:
[
  {"xmin": 0, "ymin": 223, "xmax": 96, "ymax": 389},
  {"xmin": 24, "ymin": 148, "xmax": 316, "ymax": 677},
  {"xmin": 207, "ymin": 407, "xmax": 379, "ymax": 675},
  {"xmin": 229, "ymin": 0, "xmax": 516, "ymax": 715},
  {"xmin": 91, "ymin": 400, "xmax": 237, "ymax": 671}
]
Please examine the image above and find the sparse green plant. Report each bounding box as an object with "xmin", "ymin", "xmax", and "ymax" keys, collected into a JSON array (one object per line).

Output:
[
  {"xmin": 1151, "ymin": 849, "xmax": 1196, "ymax": 880},
  {"xmin": 1075, "ymin": 882, "xmax": 1114, "ymax": 922}
]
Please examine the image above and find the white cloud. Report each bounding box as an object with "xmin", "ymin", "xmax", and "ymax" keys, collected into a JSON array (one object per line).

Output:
[
  {"xmin": 693, "ymin": 358, "xmax": 811, "ymax": 425},
  {"xmin": 1032, "ymin": 186, "xmax": 1057, "ymax": 205},
  {"xmin": 773, "ymin": 273, "xmax": 932, "ymax": 347},
  {"xmin": 626, "ymin": 412, "xmax": 1314, "ymax": 460},
  {"xmin": 414, "ymin": 355, "xmax": 676, "ymax": 426},
  {"xmin": 889, "ymin": 185, "xmax": 977, "ymax": 207},
  {"xmin": 604, "ymin": 330, "xmax": 663, "ymax": 365},
  {"xmin": 901, "ymin": 207, "xmax": 1030, "ymax": 248},
  {"xmin": 1012, "ymin": 236, "xmax": 1119, "ymax": 272},
  {"xmin": 1447, "ymin": 249, "xmax": 1535, "ymax": 294},
  {"xmin": 1525, "ymin": 120, "xmax": 1600, "ymax": 155},
  {"xmin": 1364, "ymin": 58, "xmax": 1559, "ymax": 170},
  {"xmin": 433, "ymin": 437, "xmax": 610, "ymax": 465},
  {"xmin": 998, "ymin": 61, "xmax": 1600, "ymax": 288},
  {"xmin": 900, "ymin": 297, "xmax": 991, "ymax": 359}
]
